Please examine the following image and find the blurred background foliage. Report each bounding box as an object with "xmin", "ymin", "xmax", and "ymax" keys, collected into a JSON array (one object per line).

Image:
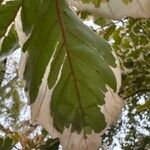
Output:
[
  {"xmin": 93, "ymin": 16, "xmax": 150, "ymax": 150},
  {"xmin": 0, "ymin": 8, "xmax": 149, "ymax": 150}
]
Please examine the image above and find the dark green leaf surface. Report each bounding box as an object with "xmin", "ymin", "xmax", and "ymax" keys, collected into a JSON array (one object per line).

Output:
[
  {"xmin": 23, "ymin": 0, "xmax": 117, "ymax": 133},
  {"xmin": 21, "ymin": 0, "xmax": 41, "ymax": 33},
  {"xmin": 0, "ymin": 25, "xmax": 19, "ymax": 61},
  {"xmin": 94, "ymin": 17, "xmax": 111, "ymax": 26},
  {"xmin": 0, "ymin": 0, "xmax": 21, "ymax": 38},
  {"xmin": 137, "ymin": 100, "xmax": 150, "ymax": 112},
  {"xmin": 103, "ymin": 24, "xmax": 116, "ymax": 40},
  {"xmin": 0, "ymin": 60, "xmax": 5, "ymax": 83},
  {"xmin": 0, "ymin": 137, "xmax": 13, "ymax": 150}
]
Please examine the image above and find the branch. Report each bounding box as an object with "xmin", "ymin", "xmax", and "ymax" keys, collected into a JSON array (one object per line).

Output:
[{"xmin": 69, "ymin": 0, "xmax": 150, "ymax": 20}]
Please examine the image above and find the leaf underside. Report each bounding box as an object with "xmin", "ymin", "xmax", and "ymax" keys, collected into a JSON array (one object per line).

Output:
[{"xmin": 23, "ymin": 0, "xmax": 117, "ymax": 134}]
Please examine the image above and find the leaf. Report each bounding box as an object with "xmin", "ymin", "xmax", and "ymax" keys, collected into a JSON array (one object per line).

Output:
[
  {"xmin": 0, "ymin": 61, "xmax": 5, "ymax": 83},
  {"xmin": 80, "ymin": 11, "xmax": 91, "ymax": 20},
  {"xmin": 23, "ymin": 0, "xmax": 117, "ymax": 132},
  {"xmin": 0, "ymin": 137, "xmax": 13, "ymax": 150},
  {"xmin": 21, "ymin": 0, "xmax": 41, "ymax": 33},
  {"xmin": 137, "ymin": 100, "xmax": 150, "ymax": 112},
  {"xmin": 81, "ymin": 0, "xmax": 102, "ymax": 7},
  {"xmin": 0, "ymin": 25, "xmax": 19, "ymax": 61},
  {"xmin": 113, "ymin": 29, "xmax": 121, "ymax": 44},
  {"xmin": 3, "ymin": 137, "xmax": 13, "ymax": 150},
  {"xmin": 19, "ymin": 0, "xmax": 124, "ymax": 149},
  {"xmin": 122, "ymin": 0, "xmax": 132, "ymax": 4},
  {"xmin": 0, "ymin": 0, "xmax": 21, "ymax": 38},
  {"xmin": 103, "ymin": 24, "xmax": 116, "ymax": 40},
  {"xmin": 94, "ymin": 17, "xmax": 108, "ymax": 26}
]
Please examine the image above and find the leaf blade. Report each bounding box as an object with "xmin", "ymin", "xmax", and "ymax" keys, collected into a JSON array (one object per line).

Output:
[
  {"xmin": 0, "ymin": 24, "xmax": 19, "ymax": 61},
  {"xmin": 23, "ymin": 0, "xmax": 118, "ymax": 135},
  {"xmin": 0, "ymin": 0, "xmax": 21, "ymax": 38}
]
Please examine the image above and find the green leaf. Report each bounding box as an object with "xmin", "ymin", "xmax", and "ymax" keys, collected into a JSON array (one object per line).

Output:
[
  {"xmin": 113, "ymin": 29, "xmax": 121, "ymax": 44},
  {"xmin": 94, "ymin": 17, "xmax": 106, "ymax": 26},
  {"xmin": 122, "ymin": 0, "xmax": 132, "ymax": 4},
  {"xmin": 0, "ymin": 61, "xmax": 5, "ymax": 83},
  {"xmin": 3, "ymin": 137, "xmax": 13, "ymax": 150},
  {"xmin": 21, "ymin": 0, "xmax": 41, "ymax": 33},
  {"xmin": 0, "ymin": 0, "xmax": 22, "ymax": 38},
  {"xmin": 0, "ymin": 25, "xmax": 19, "ymax": 61},
  {"xmin": 137, "ymin": 100, "xmax": 150, "ymax": 112},
  {"xmin": 0, "ymin": 137, "xmax": 13, "ymax": 150},
  {"xmin": 81, "ymin": 0, "xmax": 102, "ymax": 7},
  {"xmin": 80, "ymin": 11, "xmax": 91, "ymax": 20},
  {"xmin": 103, "ymin": 24, "xmax": 116, "ymax": 40},
  {"xmin": 23, "ymin": 0, "xmax": 117, "ymax": 133}
]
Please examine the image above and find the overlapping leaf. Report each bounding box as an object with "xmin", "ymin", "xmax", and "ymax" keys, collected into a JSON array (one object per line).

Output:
[
  {"xmin": 0, "ymin": 25, "xmax": 19, "ymax": 61},
  {"xmin": 0, "ymin": 0, "xmax": 21, "ymax": 60},
  {"xmin": 137, "ymin": 100, "xmax": 150, "ymax": 112},
  {"xmin": 0, "ymin": 0, "xmax": 21, "ymax": 38},
  {"xmin": 0, "ymin": 137, "xmax": 13, "ymax": 150},
  {"xmin": 21, "ymin": 0, "xmax": 41, "ymax": 33},
  {"xmin": 23, "ymin": 0, "xmax": 117, "ymax": 133}
]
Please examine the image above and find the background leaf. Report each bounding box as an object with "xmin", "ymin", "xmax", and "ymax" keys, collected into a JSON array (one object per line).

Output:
[
  {"xmin": 137, "ymin": 100, "xmax": 150, "ymax": 112},
  {"xmin": 0, "ymin": 137, "xmax": 13, "ymax": 150}
]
